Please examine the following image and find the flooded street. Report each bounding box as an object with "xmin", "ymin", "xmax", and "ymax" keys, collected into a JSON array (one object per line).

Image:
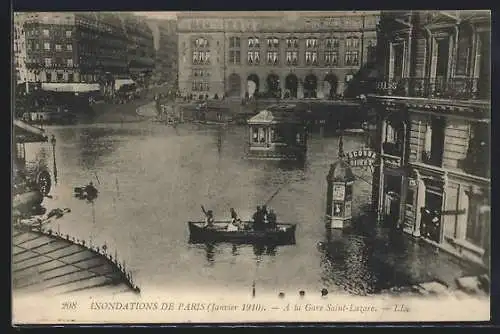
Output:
[{"xmin": 38, "ymin": 120, "xmax": 477, "ymax": 296}]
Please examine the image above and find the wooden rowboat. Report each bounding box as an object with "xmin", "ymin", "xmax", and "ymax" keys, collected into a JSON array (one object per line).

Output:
[{"xmin": 188, "ymin": 221, "xmax": 296, "ymax": 245}]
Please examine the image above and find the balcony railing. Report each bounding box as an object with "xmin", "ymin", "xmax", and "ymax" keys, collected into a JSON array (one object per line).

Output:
[{"xmin": 375, "ymin": 77, "xmax": 490, "ymax": 100}]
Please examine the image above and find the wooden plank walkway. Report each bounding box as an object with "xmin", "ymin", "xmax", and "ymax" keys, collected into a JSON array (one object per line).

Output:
[{"xmin": 12, "ymin": 227, "xmax": 138, "ymax": 296}]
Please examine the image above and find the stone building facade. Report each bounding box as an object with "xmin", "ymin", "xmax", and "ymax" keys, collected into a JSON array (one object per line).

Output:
[
  {"xmin": 177, "ymin": 11, "xmax": 379, "ymax": 99},
  {"xmin": 14, "ymin": 12, "xmax": 155, "ymax": 95},
  {"xmin": 13, "ymin": 13, "xmax": 28, "ymax": 86},
  {"xmin": 147, "ymin": 19, "xmax": 178, "ymax": 86},
  {"xmin": 369, "ymin": 10, "xmax": 491, "ymax": 268}
]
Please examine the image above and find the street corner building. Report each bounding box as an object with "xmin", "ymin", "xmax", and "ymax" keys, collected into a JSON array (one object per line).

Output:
[
  {"xmin": 366, "ymin": 11, "xmax": 491, "ymax": 270},
  {"xmin": 13, "ymin": 12, "xmax": 155, "ymax": 98},
  {"xmin": 176, "ymin": 11, "xmax": 380, "ymax": 100}
]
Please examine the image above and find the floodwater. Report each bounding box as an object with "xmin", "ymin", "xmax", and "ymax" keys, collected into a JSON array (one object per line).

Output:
[{"xmin": 28, "ymin": 120, "xmax": 478, "ymax": 296}]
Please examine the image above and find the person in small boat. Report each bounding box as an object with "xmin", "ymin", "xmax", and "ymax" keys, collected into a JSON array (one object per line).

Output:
[
  {"xmin": 230, "ymin": 208, "xmax": 242, "ymax": 225},
  {"xmin": 204, "ymin": 210, "xmax": 215, "ymax": 228},
  {"xmin": 84, "ymin": 182, "xmax": 99, "ymax": 202},
  {"xmin": 252, "ymin": 206, "xmax": 264, "ymax": 231},
  {"xmin": 262, "ymin": 205, "xmax": 269, "ymax": 224},
  {"xmin": 227, "ymin": 208, "xmax": 241, "ymax": 231},
  {"xmin": 267, "ymin": 208, "xmax": 277, "ymax": 230}
]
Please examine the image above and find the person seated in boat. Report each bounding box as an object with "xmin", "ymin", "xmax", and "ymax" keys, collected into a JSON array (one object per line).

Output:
[
  {"xmin": 226, "ymin": 220, "xmax": 239, "ymax": 231},
  {"xmin": 267, "ymin": 208, "xmax": 277, "ymax": 230},
  {"xmin": 227, "ymin": 208, "xmax": 241, "ymax": 231},
  {"xmin": 230, "ymin": 208, "xmax": 242, "ymax": 225},
  {"xmin": 204, "ymin": 210, "xmax": 215, "ymax": 228}
]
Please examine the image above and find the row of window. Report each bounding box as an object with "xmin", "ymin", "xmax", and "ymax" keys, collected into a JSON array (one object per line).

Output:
[
  {"xmin": 36, "ymin": 42, "xmax": 73, "ymax": 52},
  {"xmin": 195, "ymin": 36, "xmax": 360, "ymax": 49},
  {"xmin": 193, "ymin": 69, "xmax": 211, "ymax": 77},
  {"xmin": 25, "ymin": 41, "xmax": 73, "ymax": 52},
  {"xmin": 25, "ymin": 29, "xmax": 73, "ymax": 38},
  {"xmin": 192, "ymin": 51, "xmax": 211, "ymax": 65},
  {"xmin": 40, "ymin": 58, "xmax": 74, "ymax": 67},
  {"xmin": 224, "ymin": 50, "xmax": 360, "ymax": 66},
  {"xmin": 191, "ymin": 80, "xmax": 210, "ymax": 92},
  {"xmin": 44, "ymin": 72, "xmax": 75, "ymax": 83}
]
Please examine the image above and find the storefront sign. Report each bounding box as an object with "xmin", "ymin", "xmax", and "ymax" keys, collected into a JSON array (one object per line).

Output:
[{"xmin": 345, "ymin": 149, "xmax": 377, "ymax": 168}]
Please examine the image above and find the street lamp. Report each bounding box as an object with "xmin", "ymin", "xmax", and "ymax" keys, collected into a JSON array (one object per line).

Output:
[{"xmin": 50, "ymin": 134, "xmax": 58, "ymax": 185}]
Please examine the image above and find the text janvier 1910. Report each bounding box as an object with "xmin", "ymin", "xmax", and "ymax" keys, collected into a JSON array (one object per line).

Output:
[{"xmin": 88, "ymin": 301, "xmax": 409, "ymax": 313}]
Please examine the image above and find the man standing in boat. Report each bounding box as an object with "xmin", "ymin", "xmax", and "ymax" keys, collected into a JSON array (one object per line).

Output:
[
  {"xmin": 262, "ymin": 205, "xmax": 269, "ymax": 223},
  {"xmin": 202, "ymin": 206, "xmax": 215, "ymax": 228},
  {"xmin": 252, "ymin": 206, "xmax": 263, "ymax": 230}
]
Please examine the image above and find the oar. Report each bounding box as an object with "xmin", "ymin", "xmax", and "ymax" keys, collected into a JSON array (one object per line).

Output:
[{"xmin": 264, "ymin": 183, "xmax": 288, "ymax": 207}]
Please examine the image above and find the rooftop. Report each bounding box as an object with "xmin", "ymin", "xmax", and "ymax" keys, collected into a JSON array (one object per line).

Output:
[{"xmin": 247, "ymin": 105, "xmax": 302, "ymax": 125}]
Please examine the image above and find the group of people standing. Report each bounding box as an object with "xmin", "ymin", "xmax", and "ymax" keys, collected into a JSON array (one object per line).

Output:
[
  {"xmin": 202, "ymin": 205, "xmax": 277, "ymax": 231},
  {"xmin": 252, "ymin": 205, "xmax": 277, "ymax": 231}
]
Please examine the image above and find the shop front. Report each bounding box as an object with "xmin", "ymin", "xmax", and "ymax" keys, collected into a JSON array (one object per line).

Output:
[
  {"xmin": 381, "ymin": 167, "xmax": 403, "ymax": 229},
  {"xmin": 441, "ymin": 175, "xmax": 491, "ymax": 267},
  {"xmin": 378, "ymin": 155, "xmax": 406, "ymax": 229}
]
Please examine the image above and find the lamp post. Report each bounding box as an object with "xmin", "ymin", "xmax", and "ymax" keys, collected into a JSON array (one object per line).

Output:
[{"xmin": 50, "ymin": 134, "xmax": 58, "ymax": 185}]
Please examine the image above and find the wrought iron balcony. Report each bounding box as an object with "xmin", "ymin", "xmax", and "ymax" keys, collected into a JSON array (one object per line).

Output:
[{"xmin": 375, "ymin": 77, "xmax": 490, "ymax": 100}]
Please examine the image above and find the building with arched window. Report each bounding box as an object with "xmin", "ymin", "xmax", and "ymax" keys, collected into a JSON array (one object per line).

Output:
[{"xmin": 177, "ymin": 11, "xmax": 379, "ymax": 99}]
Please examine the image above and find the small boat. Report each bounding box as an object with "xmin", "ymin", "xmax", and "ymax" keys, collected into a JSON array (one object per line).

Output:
[
  {"xmin": 74, "ymin": 183, "xmax": 99, "ymax": 201},
  {"xmin": 188, "ymin": 221, "xmax": 296, "ymax": 245}
]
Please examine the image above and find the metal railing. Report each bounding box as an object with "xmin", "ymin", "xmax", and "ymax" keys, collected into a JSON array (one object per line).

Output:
[{"xmin": 375, "ymin": 77, "xmax": 490, "ymax": 100}]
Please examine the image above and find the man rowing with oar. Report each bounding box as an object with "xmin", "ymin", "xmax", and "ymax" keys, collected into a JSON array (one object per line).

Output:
[{"xmin": 201, "ymin": 205, "xmax": 215, "ymax": 228}]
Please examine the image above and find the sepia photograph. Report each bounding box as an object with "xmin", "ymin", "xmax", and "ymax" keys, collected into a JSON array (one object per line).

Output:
[{"xmin": 11, "ymin": 10, "xmax": 491, "ymax": 324}]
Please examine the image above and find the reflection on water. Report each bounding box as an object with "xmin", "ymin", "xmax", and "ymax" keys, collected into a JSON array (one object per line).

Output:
[
  {"xmin": 318, "ymin": 215, "xmax": 476, "ymax": 295},
  {"xmin": 41, "ymin": 122, "xmax": 480, "ymax": 294},
  {"xmin": 193, "ymin": 242, "xmax": 280, "ymax": 267}
]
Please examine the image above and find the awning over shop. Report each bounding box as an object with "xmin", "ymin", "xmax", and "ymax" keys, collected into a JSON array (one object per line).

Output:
[
  {"xmin": 14, "ymin": 119, "xmax": 48, "ymax": 143},
  {"xmin": 115, "ymin": 79, "xmax": 135, "ymax": 90},
  {"xmin": 41, "ymin": 83, "xmax": 100, "ymax": 93}
]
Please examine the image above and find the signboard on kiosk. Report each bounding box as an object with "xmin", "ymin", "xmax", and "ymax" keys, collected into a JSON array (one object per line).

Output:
[{"xmin": 344, "ymin": 148, "xmax": 377, "ymax": 171}]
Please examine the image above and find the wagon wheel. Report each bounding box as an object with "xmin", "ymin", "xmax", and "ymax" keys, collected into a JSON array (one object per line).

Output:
[{"xmin": 36, "ymin": 170, "xmax": 51, "ymax": 196}]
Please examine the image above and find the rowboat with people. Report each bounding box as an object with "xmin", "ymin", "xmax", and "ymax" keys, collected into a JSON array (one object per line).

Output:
[
  {"xmin": 187, "ymin": 205, "xmax": 297, "ymax": 245},
  {"xmin": 187, "ymin": 221, "xmax": 296, "ymax": 244}
]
